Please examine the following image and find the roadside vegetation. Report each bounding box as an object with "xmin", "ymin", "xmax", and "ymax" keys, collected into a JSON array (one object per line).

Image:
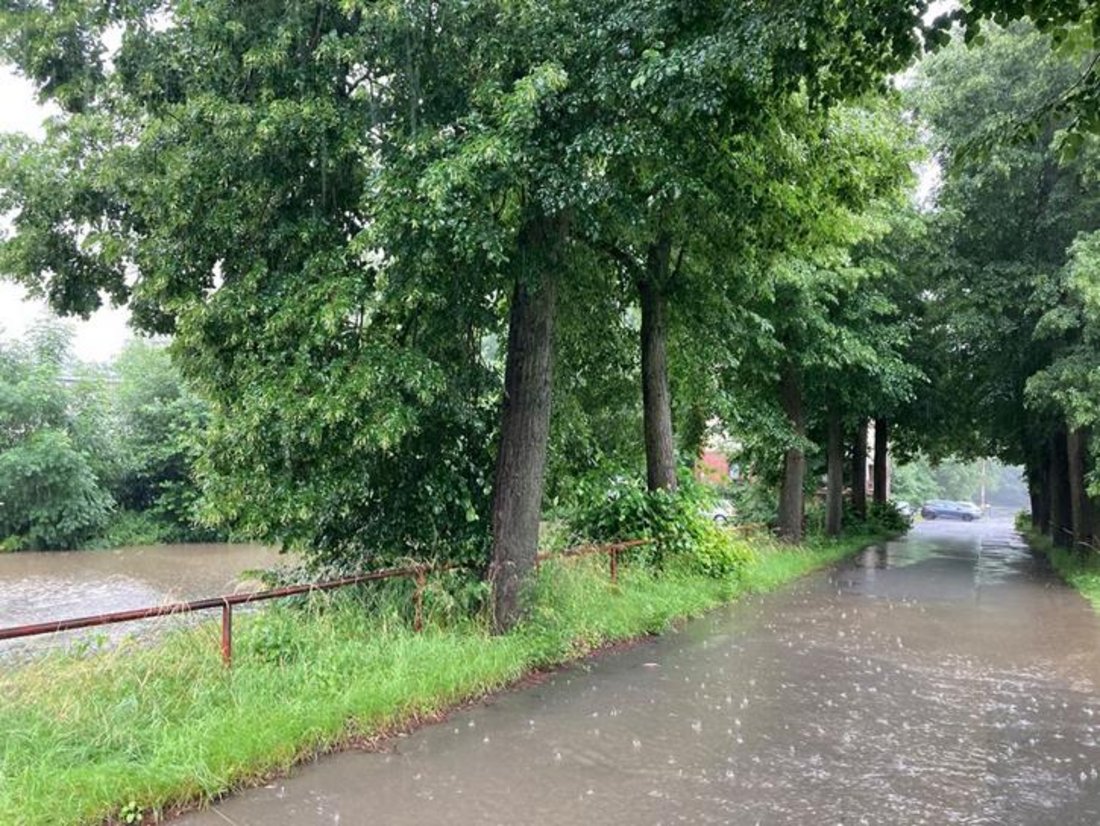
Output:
[
  {"xmin": 1017, "ymin": 512, "xmax": 1100, "ymax": 613},
  {"xmin": 0, "ymin": 524, "xmax": 891, "ymax": 826},
  {"xmin": 0, "ymin": 3, "xmax": 1095, "ymax": 615}
]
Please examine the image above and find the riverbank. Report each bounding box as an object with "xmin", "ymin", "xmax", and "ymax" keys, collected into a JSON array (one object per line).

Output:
[{"xmin": 0, "ymin": 529, "xmax": 889, "ymax": 826}]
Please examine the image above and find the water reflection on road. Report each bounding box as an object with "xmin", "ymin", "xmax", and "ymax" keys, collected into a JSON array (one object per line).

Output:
[
  {"xmin": 180, "ymin": 517, "xmax": 1100, "ymax": 825},
  {"xmin": 0, "ymin": 543, "xmax": 285, "ymax": 657}
]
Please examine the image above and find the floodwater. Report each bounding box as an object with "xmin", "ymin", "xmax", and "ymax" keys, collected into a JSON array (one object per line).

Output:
[
  {"xmin": 179, "ymin": 516, "xmax": 1100, "ymax": 825},
  {"xmin": 0, "ymin": 543, "xmax": 284, "ymax": 657}
]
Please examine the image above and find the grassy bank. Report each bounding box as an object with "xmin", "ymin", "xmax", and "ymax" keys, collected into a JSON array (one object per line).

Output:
[
  {"xmin": 1020, "ymin": 523, "xmax": 1100, "ymax": 612},
  {"xmin": 0, "ymin": 529, "xmax": 888, "ymax": 826}
]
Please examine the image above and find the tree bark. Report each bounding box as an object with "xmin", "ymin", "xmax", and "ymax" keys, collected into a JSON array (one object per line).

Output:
[
  {"xmin": 851, "ymin": 419, "xmax": 868, "ymax": 521},
  {"xmin": 489, "ymin": 214, "xmax": 566, "ymax": 633},
  {"xmin": 639, "ymin": 236, "xmax": 677, "ymax": 493},
  {"xmin": 777, "ymin": 364, "xmax": 806, "ymax": 543},
  {"xmin": 1068, "ymin": 427, "xmax": 1094, "ymax": 552},
  {"xmin": 1050, "ymin": 429, "xmax": 1073, "ymax": 548},
  {"xmin": 826, "ymin": 410, "xmax": 844, "ymax": 537},
  {"xmin": 872, "ymin": 417, "xmax": 889, "ymax": 506},
  {"xmin": 1029, "ymin": 450, "xmax": 1051, "ymax": 534}
]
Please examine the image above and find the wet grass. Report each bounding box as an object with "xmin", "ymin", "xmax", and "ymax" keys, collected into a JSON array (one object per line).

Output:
[
  {"xmin": 739, "ymin": 531, "xmax": 886, "ymax": 592},
  {"xmin": 1022, "ymin": 526, "xmax": 1100, "ymax": 613},
  {"xmin": 0, "ymin": 529, "xmax": 884, "ymax": 826}
]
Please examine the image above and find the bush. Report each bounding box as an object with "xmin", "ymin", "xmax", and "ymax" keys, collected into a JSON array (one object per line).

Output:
[
  {"xmin": 85, "ymin": 510, "xmax": 170, "ymax": 549},
  {"xmin": 865, "ymin": 501, "xmax": 910, "ymax": 534},
  {"xmin": 0, "ymin": 430, "xmax": 114, "ymax": 550},
  {"xmin": 565, "ymin": 475, "xmax": 755, "ymax": 579},
  {"xmin": 678, "ymin": 524, "xmax": 758, "ymax": 579}
]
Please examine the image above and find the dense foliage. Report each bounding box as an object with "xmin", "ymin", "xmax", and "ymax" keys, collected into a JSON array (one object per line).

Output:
[
  {"xmin": 902, "ymin": 22, "xmax": 1100, "ymax": 551},
  {"xmin": 0, "ymin": 322, "xmax": 218, "ymax": 550},
  {"xmin": 0, "ymin": 1, "xmax": 1098, "ymax": 620}
]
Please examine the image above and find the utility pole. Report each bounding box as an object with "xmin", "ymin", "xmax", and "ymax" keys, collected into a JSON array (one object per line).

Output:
[{"xmin": 980, "ymin": 458, "xmax": 988, "ymax": 514}]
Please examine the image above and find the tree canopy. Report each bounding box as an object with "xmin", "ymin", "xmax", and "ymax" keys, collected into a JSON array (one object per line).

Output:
[{"xmin": 2, "ymin": 1, "xmax": 1099, "ymax": 621}]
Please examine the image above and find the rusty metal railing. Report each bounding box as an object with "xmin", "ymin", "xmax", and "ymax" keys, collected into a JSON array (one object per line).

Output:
[
  {"xmin": 0, "ymin": 539, "xmax": 652, "ymax": 667},
  {"xmin": 535, "ymin": 538, "xmax": 652, "ymax": 581}
]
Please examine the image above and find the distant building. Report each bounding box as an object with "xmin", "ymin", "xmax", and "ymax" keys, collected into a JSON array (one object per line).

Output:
[{"xmin": 696, "ymin": 451, "xmax": 730, "ymax": 485}]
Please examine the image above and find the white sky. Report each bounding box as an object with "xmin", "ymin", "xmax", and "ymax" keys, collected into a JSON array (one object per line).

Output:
[{"xmin": 0, "ymin": 68, "xmax": 131, "ymax": 364}]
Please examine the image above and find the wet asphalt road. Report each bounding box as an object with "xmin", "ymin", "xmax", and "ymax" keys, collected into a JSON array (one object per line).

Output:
[{"xmin": 178, "ymin": 516, "xmax": 1100, "ymax": 825}]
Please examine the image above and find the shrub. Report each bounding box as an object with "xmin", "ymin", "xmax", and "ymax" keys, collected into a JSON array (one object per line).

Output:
[
  {"xmin": 678, "ymin": 524, "xmax": 758, "ymax": 579},
  {"xmin": 84, "ymin": 510, "xmax": 169, "ymax": 549},
  {"xmin": 565, "ymin": 475, "xmax": 755, "ymax": 579},
  {"xmin": 0, "ymin": 430, "xmax": 113, "ymax": 550},
  {"xmin": 1014, "ymin": 510, "xmax": 1032, "ymax": 533},
  {"xmin": 865, "ymin": 501, "xmax": 910, "ymax": 534}
]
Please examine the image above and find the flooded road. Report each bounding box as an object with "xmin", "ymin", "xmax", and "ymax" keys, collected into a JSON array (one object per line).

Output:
[
  {"xmin": 180, "ymin": 516, "xmax": 1100, "ymax": 825},
  {"xmin": 0, "ymin": 543, "xmax": 284, "ymax": 656}
]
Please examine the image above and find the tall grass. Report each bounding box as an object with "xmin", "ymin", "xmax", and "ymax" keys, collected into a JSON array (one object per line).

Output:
[{"xmin": 0, "ymin": 530, "xmax": 882, "ymax": 826}]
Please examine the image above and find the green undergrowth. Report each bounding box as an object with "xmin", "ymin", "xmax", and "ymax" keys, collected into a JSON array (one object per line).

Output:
[
  {"xmin": 1020, "ymin": 522, "xmax": 1100, "ymax": 613},
  {"xmin": 0, "ymin": 529, "xmax": 886, "ymax": 826}
]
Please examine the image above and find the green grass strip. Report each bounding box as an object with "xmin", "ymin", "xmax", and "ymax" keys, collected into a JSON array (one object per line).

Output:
[
  {"xmin": 1021, "ymin": 525, "xmax": 1100, "ymax": 613},
  {"xmin": 0, "ymin": 529, "xmax": 885, "ymax": 826}
]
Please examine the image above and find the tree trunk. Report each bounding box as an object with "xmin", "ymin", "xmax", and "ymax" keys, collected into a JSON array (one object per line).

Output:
[
  {"xmin": 777, "ymin": 364, "xmax": 805, "ymax": 543},
  {"xmin": 639, "ymin": 236, "xmax": 677, "ymax": 493},
  {"xmin": 1029, "ymin": 450, "xmax": 1051, "ymax": 534},
  {"xmin": 826, "ymin": 410, "xmax": 844, "ymax": 537},
  {"xmin": 489, "ymin": 214, "xmax": 566, "ymax": 633},
  {"xmin": 851, "ymin": 420, "xmax": 868, "ymax": 521},
  {"xmin": 1050, "ymin": 429, "xmax": 1073, "ymax": 548},
  {"xmin": 873, "ymin": 417, "xmax": 889, "ymax": 506},
  {"xmin": 1068, "ymin": 428, "xmax": 1094, "ymax": 552}
]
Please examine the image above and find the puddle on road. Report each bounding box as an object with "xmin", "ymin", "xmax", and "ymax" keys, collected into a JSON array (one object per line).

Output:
[{"xmin": 178, "ymin": 518, "xmax": 1100, "ymax": 825}]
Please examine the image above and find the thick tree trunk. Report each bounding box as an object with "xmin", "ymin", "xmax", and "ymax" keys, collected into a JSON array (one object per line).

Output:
[
  {"xmin": 826, "ymin": 411, "xmax": 844, "ymax": 537},
  {"xmin": 1068, "ymin": 428, "xmax": 1094, "ymax": 552},
  {"xmin": 851, "ymin": 419, "xmax": 868, "ymax": 521},
  {"xmin": 1026, "ymin": 456, "xmax": 1045, "ymax": 531},
  {"xmin": 1028, "ymin": 486, "xmax": 1042, "ymax": 530},
  {"xmin": 639, "ymin": 237, "xmax": 677, "ymax": 493},
  {"xmin": 1050, "ymin": 429, "xmax": 1073, "ymax": 549},
  {"xmin": 489, "ymin": 214, "xmax": 566, "ymax": 633},
  {"xmin": 872, "ymin": 417, "xmax": 889, "ymax": 506},
  {"xmin": 777, "ymin": 365, "xmax": 806, "ymax": 543},
  {"xmin": 1025, "ymin": 453, "xmax": 1051, "ymax": 536}
]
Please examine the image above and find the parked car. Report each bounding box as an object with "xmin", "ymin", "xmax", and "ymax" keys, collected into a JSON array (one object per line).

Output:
[
  {"xmin": 920, "ymin": 500, "xmax": 981, "ymax": 521},
  {"xmin": 955, "ymin": 501, "xmax": 983, "ymax": 519},
  {"xmin": 705, "ymin": 500, "xmax": 736, "ymax": 524}
]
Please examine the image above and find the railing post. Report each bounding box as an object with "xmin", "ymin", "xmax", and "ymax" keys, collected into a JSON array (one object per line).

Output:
[
  {"xmin": 221, "ymin": 601, "xmax": 233, "ymax": 668},
  {"xmin": 414, "ymin": 569, "xmax": 427, "ymax": 633},
  {"xmin": 609, "ymin": 546, "xmax": 619, "ymax": 584}
]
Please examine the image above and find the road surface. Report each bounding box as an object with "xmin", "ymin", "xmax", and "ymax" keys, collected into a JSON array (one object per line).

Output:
[{"xmin": 179, "ymin": 516, "xmax": 1100, "ymax": 825}]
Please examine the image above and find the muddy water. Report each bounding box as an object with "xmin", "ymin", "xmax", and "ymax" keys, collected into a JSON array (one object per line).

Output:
[
  {"xmin": 180, "ymin": 517, "xmax": 1100, "ymax": 825},
  {"xmin": 0, "ymin": 543, "xmax": 285, "ymax": 657}
]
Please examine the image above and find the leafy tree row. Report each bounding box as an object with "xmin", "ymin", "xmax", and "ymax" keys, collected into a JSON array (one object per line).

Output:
[
  {"xmin": 895, "ymin": 20, "xmax": 1100, "ymax": 553},
  {"xmin": 0, "ymin": 0, "xmax": 1092, "ymax": 626}
]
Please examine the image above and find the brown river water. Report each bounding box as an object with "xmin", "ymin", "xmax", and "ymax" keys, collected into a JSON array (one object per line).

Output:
[
  {"xmin": 0, "ymin": 543, "xmax": 285, "ymax": 657},
  {"xmin": 177, "ymin": 515, "xmax": 1100, "ymax": 825}
]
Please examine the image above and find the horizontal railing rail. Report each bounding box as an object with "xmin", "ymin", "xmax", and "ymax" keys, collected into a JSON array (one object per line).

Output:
[{"xmin": 0, "ymin": 538, "xmax": 653, "ymax": 667}]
